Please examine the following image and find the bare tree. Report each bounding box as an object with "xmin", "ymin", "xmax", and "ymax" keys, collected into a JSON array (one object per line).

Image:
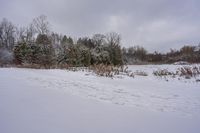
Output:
[
  {"xmin": 0, "ymin": 18, "xmax": 16, "ymax": 50},
  {"xmin": 92, "ymin": 34, "xmax": 106, "ymax": 47},
  {"xmin": 105, "ymin": 32, "xmax": 121, "ymax": 46},
  {"xmin": 16, "ymin": 23, "xmax": 36, "ymax": 43},
  {"xmin": 32, "ymin": 15, "xmax": 50, "ymax": 35},
  {"xmin": 16, "ymin": 27, "xmax": 26, "ymax": 43},
  {"xmin": 26, "ymin": 24, "xmax": 36, "ymax": 42}
]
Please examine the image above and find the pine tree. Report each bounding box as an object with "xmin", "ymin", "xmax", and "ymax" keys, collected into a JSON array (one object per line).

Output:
[
  {"xmin": 13, "ymin": 42, "xmax": 31, "ymax": 64},
  {"xmin": 36, "ymin": 34, "xmax": 55, "ymax": 68}
]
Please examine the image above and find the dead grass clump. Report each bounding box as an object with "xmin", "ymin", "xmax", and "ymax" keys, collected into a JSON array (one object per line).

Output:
[
  {"xmin": 153, "ymin": 66, "xmax": 200, "ymax": 81},
  {"xmin": 177, "ymin": 66, "xmax": 200, "ymax": 78},
  {"xmin": 90, "ymin": 64, "xmax": 115, "ymax": 77},
  {"xmin": 153, "ymin": 69, "xmax": 175, "ymax": 77},
  {"xmin": 16, "ymin": 63, "xmax": 43, "ymax": 69},
  {"xmin": 90, "ymin": 64, "xmax": 134, "ymax": 78}
]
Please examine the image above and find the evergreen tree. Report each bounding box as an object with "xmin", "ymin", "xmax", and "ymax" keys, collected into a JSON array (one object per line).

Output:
[
  {"xmin": 14, "ymin": 42, "xmax": 31, "ymax": 64},
  {"xmin": 36, "ymin": 34, "xmax": 55, "ymax": 68}
]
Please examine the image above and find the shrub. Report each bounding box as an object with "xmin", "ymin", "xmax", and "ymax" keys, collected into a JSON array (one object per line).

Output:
[
  {"xmin": 177, "ymin": 66, "xmax": 200, "ymax": 78},
  {"xmin": 89, "ymin": 64, "xmax": 134, "ymax": 78},
  {"xmin": 0, "ymin": 49, "xmax": 13, "ymax": 66},
  {"xmin": 153, "ymin": 66, "xmax": 200, "ymax": 81},
  {"xmin": 90, "ymin": 64, "xmax": 114, "ymax": 77},
  {"xmin": 153, "ymin": 69, "xmax": 175, "ymax": 77}
]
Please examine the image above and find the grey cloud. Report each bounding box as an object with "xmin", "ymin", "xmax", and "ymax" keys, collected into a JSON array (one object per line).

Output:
[{"xmin": 0, "ymin": 0, "xmax": 200, "ymax": 52}]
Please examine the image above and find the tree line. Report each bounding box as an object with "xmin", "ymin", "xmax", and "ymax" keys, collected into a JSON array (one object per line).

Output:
[
  {"xmin": 0, "ymin": 15, "xmax": 122, "ymax": 68},
  {"xmin": 122, "ymin": 45, "xmax": 200, "ymax": 64},
  {"xmin": 0, "ymin": 15, "xmax": 200, "ymax": 67}
]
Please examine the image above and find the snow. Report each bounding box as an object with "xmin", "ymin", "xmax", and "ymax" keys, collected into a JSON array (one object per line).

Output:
[{"xmin": 0, "ymin": 65, "xmax": 200, "ymax": 133}]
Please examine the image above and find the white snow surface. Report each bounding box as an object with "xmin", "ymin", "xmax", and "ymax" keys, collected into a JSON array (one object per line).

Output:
[{"xmin": 0, "ymin": 65, "xmax": 200, "ymax": 133}]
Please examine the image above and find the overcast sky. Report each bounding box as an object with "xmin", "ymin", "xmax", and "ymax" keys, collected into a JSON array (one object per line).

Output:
[{"xmin": 0, "ymin": 0, "xmax": 200, "ymax": 52}]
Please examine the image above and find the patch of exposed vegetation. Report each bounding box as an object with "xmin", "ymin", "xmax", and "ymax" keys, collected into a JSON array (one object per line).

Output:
[{"xmin": 153, "ymin": 66, "xmax": 200, "ymax": 82}]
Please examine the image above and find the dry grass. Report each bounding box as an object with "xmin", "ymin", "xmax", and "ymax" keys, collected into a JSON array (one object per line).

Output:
[
  {"xmin": 89, "ymin": 64, "xmax": 134, "ymax": 78},
  {"xmin": 153, "ymin": 66, "xmax": 200, "ymax": 80},
  {"xmin": 153, "ymin": 69, "xmax": 175, "ymax": 77},
  {"xmin": 90, "ymin": 64, "xmax": 117, "ymax": 77},
  {"xmin": 177, "ymin": 66, "xmax": 200, "ymax": 78}
]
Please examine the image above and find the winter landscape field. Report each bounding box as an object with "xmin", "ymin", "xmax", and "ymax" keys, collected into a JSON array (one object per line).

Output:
[
  {"xmin": 1, "ymin": 0, "xmax": 200, "ymax": 133},
  {"xmin": 0, "ymin": 65, "xmax": 200, "ymax": 133}
]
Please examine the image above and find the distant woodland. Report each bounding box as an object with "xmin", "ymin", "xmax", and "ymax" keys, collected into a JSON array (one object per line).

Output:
[{"xmin": 0, "ymin": 15, "xmax": 200, "ymax": 68}]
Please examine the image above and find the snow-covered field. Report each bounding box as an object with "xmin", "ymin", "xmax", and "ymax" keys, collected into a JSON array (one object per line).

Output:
[{"xmin": 0, "ymin": 65, "xmax": 200, "ymax": 133}]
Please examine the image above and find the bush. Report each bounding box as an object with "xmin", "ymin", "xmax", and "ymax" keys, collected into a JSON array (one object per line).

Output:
[
  {"xmin": 153, "ymin": 66, "xmax": 200, "ymax": 80},
  {"xmin": 153, "ymin": 69, "xmax": 175, "ymax": 77},
  {"xmin": 90, "ymin": 64, "xmax": 115, "ymax": 77},
  {"xmin": 89, "ymin": 64, "xmax": 134, "ymax": 78},
  {"xmin": 0, "ymin": 49, "xmax": 13, "ymax": 66},
  {"xmin": 177, "ymin": 66, "xmax": 200, "ymax": 78}
]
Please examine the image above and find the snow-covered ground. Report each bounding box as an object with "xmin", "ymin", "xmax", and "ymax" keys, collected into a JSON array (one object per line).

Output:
[{"xmin": 0, "ymin": 65, "xmax": 200, "ymax": 133}]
